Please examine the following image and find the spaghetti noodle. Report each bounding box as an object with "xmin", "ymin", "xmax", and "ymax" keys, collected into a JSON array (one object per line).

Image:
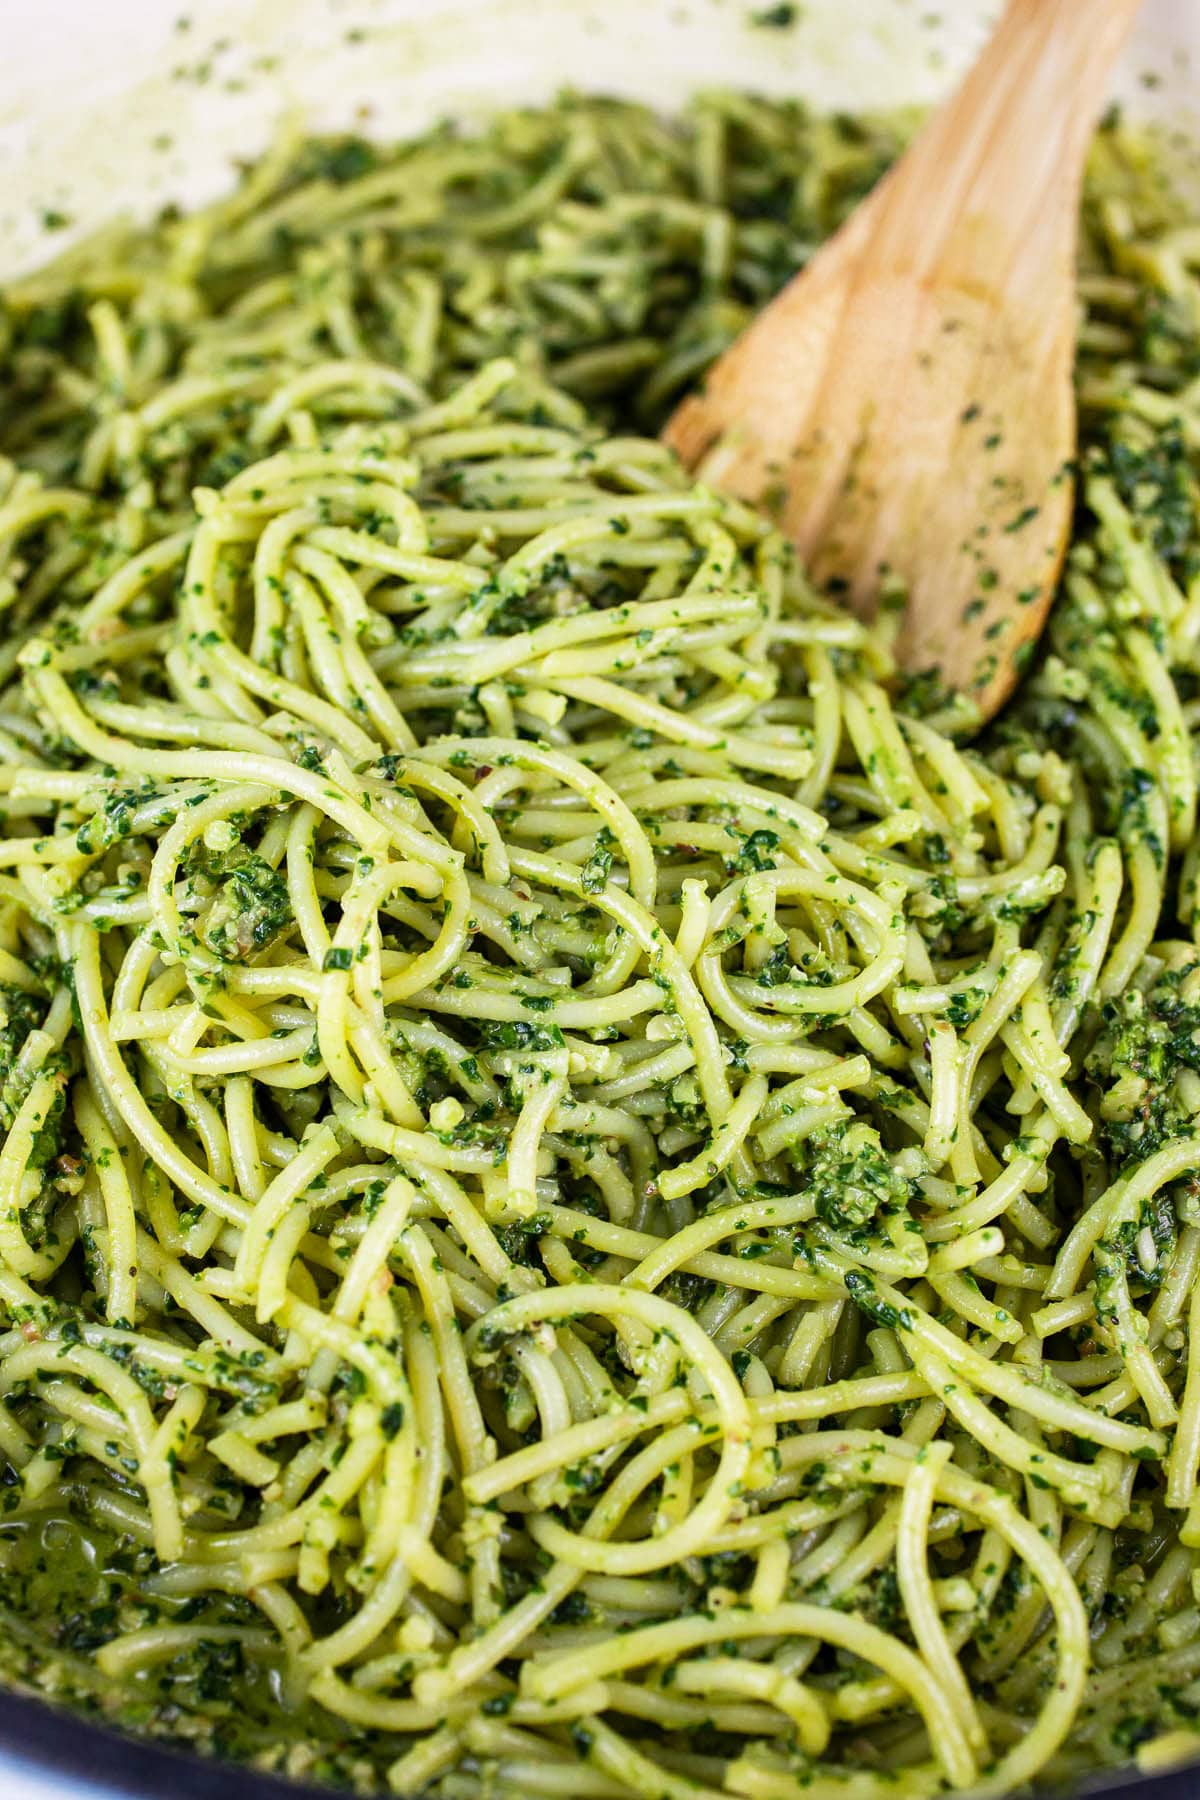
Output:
[{"xmin": 0, "ymin": 92, "xmax": 1198, "ymax": 1797}]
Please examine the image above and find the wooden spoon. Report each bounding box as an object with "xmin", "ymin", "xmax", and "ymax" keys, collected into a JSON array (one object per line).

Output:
[{"xmin": 664, "ymin": 0, "xmax": 1144, "ymax": 722}]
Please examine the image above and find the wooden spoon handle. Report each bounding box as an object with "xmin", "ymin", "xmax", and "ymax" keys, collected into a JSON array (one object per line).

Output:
[{"xmin": 870, "ymin": 0, "xmax": 1143, "ymax": 309}]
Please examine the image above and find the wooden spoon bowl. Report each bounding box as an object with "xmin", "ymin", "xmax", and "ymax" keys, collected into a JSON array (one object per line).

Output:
[{"xmin": 664, "ymin": 0, "xmax": 1144, "ymax": 723}]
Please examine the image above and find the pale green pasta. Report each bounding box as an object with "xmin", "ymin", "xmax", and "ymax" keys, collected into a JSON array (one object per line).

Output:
[{"xmin": 0, "ymin": 92, "xmax": 1198, "ymax": 1800}]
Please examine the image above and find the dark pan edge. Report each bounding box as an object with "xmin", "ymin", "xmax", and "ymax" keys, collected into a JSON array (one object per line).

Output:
[
  {"xmin": 1, "ymin": 1685, "xmax": 1199, "ymax": 1800},
  {"xmin": 0, "ymin": 1687, "xmax": 315, "ymax": 1800}
]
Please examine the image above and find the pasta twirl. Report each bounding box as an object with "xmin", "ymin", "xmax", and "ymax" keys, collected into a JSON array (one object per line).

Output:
[{"xmin": 0, "ymin": 92, "xmax": 1198, "ymax": 1799}]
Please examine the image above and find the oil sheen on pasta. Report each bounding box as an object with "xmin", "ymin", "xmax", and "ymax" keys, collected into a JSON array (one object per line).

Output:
[{"xmin": 0, "ymin": 93, "xmax": 1198, "ymax": 1799}]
